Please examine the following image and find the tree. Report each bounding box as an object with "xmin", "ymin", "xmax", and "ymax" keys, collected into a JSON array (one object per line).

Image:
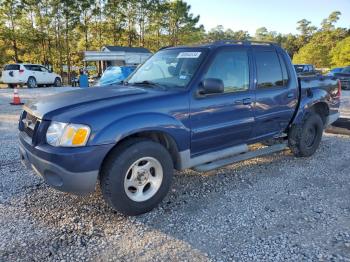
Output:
[
  {"xmin": 280, "ymin": 34, "xmax": 299, "ymax": 58},
  {"xmin": 77, "ymin": 0, "xmax": 95, "ymax": 51},
  {"xmin": 321, "ymin": 11, "xmax": 341, "ymax": 31},
  {"xmin": 330, "ymin": 36, "xmax": 350, "ymax": 67},
  {"xmin": 206, "ymin": 26, "xmax": 250, "ymax": 42},
  {"xmin": 293, "ymin": 11, "xmax": 348, "ymax": 68},
  {"xmin": 254, "ymin": 27, "xmax": 277, "ymax": 41},
  {"xmin": 165, "ymin": 0, "xmax": 201, "ymax": 46},
  {"xmin": 0, "ymin": 0, "xmax": 24, "ymax": 62}
]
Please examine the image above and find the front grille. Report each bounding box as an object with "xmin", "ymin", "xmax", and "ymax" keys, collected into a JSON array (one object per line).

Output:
[{"xmin": 21, "ymin": 111, "xmax": 40, "ymax": 139}]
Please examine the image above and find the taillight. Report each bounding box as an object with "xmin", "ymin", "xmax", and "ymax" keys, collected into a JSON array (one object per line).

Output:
[
  {"xmin": 19, "ymin": 69, "xmax": 24, "ymax": 74},
  {"xmin": 337, "ymin": 79, "xmax": 342, "ymax": 97}
]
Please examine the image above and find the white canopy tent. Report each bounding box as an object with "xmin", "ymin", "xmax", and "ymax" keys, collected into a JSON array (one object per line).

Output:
[{"xmin": 83, "ymin": 46, "xmax": 152, "ymax": 72}]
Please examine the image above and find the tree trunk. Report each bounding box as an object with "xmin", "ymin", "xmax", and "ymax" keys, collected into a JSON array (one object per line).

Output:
[{"xmin": 65, "ymin": 17, "xmax": 71, "ymax": 84}]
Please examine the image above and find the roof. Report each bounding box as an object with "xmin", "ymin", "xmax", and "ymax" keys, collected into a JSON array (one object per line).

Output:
[
  {"xmin": 103, "ymin": 46, "xmax": 151, "ymax": 53},
  {"xmin": 163, "ymin": 40, "xmax": 281, "ymax": 51}
]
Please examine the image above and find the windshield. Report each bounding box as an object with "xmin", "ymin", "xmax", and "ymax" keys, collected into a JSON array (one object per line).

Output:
[
  {"xmin": 127, "ymin": 48, "xmax": 206, "ymax": 88},
  {"xmin": 99, "ymin": 66, "xmax": 135, "ymax": 85}
]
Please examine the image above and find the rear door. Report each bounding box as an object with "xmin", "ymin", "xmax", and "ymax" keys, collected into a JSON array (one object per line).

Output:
[
  {"xmin": 2, "ymin": 64, "xmax": 20, "ymax": 82},
  {"xmin": 251, "ymin": 47, "xmax": 298, "ymax": 140},
  {"xmin": 190, "ymin": 46, "xmax": 255, "ymax": 156}
]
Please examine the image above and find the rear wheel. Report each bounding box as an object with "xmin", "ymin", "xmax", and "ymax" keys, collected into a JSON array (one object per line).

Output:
[
  {"xmin": 27, "ymin": 77, "xmax": 37, "ymax": 88},
  {"xmin": 100, "ymin": 139, "xmax": 173, "ymax": 216},
  {"xmin": 288, "ymin": 113, "xmax": 324, "ymax": 157},
  {"xmin": 54, "ymin": 77, "xmax": 62, "ymax": 87}
]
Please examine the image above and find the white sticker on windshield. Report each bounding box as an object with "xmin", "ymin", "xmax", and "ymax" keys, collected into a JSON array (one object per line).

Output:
[{"xmin": 177, "ymin": 52, "xmax": 201, "ymax": 59}]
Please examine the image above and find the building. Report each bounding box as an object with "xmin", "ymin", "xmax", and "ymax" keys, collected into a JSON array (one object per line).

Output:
[{"xmin": 83, "ymin": 46, "xmax": 152, "ymax": 73}]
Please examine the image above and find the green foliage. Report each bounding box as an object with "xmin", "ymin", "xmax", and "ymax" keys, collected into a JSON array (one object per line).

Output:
[
  {"xmin": 0, "ymin": 0, "xmax": 204, "ymax": 74},
  {"xmin": 206, "ymin": 25, "xmax": 250, "ymax": 42},
  {"xmin": 330, "ymin": 36, "xmax": 350, "ymax": 67},
  {"xmin": 0, "ymin": 2, "xmax": 349, "ymax": 76},
  {"xmin": 293, "ymin": 19, "xmax": 348, "ymax": 68}
]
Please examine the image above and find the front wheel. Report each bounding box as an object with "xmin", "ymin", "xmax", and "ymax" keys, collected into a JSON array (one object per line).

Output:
[
  {"xmin": 54, "ymin": 77, "xmax": 62, "ymax": 87},
  {"xmin": 100, "ymin": 139, "xmax": 173, "ymax": 216},
  {"xmin": 288, "ymin": 113, "xmax": 324, "ymax": 157}
]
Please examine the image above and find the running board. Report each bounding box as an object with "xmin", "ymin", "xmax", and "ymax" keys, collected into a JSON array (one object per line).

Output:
[{"xmin": 193, "ymin": 143, "xmax": 288, "ymax": 172}]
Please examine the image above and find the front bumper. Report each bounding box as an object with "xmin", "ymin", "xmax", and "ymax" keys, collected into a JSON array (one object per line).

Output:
[{"xmin": 19, "ymin": 132, "xmax": 113, "ymax": 195}]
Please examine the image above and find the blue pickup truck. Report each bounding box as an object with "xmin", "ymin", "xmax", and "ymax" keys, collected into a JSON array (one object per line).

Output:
[{"xmin": 19, "ymin": 41, "xmax": 341, "ymax": 215}]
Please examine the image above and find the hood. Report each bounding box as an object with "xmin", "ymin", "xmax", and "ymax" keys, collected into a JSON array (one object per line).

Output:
[{"xmin": 24, "ymin": 86, "xmax": 148, "ymax": 119}]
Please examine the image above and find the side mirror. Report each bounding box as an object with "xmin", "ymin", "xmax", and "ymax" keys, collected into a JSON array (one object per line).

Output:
[{"xmin": 198, "ymin": 78, "xmax": 224, "ymax": 95}]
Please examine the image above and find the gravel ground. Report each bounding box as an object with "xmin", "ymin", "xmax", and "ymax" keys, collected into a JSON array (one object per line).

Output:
[{"xmin": 1, "ymin": 87, "xmax": 350, "ymax": 261}]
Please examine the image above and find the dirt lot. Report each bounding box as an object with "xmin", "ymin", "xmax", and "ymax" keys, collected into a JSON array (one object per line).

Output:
[{"xmin": 1, "ymin": 87, "xmax": 350, "ymax": 261}]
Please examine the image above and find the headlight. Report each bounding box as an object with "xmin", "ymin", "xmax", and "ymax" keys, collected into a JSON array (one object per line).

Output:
[{"xmin": 46, "ymin": 121, "xmax": 91, "ymax": 147}]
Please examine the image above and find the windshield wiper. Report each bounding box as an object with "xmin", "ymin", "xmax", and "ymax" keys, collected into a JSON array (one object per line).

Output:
[{"xmin": 129, "ymin": 80, "xmax": 166, "ymax": 89}]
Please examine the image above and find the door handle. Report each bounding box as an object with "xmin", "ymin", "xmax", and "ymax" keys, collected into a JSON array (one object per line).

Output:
[{"xmin": 242, "ymin": 98, "xmax": 252, "ymax": 105}]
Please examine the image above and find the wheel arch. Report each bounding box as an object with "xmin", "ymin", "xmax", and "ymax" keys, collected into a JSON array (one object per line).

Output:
[
  {"xmin": 292, "ymin": 99, "xmax": 330, "ymax": 127},
  {"xmin": 99, "ymin": 130, "xmax": 182, "ymax": 178}
]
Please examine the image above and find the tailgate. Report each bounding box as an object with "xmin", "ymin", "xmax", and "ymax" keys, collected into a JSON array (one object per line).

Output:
[{"xmin": 2, "ymin": 70, "xmax": 19, "ymax": 81}]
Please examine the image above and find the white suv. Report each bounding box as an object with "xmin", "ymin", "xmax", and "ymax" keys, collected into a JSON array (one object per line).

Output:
[{"xmin": 1, "ymin": 64, "xmax": 62, "ymax": 88}]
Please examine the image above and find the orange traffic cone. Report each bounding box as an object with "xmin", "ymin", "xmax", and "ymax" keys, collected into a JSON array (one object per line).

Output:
[{"xmin": 10, "ymin": 88, "xmax": 24, "ymax": 105}]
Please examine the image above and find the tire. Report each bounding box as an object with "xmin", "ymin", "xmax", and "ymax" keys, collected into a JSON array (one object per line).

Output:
[
  {"xmin": 27, "ymin": 77, "xmax": 37, "ymax": 88},
  {"xmin": 54, "ymin": 77, "xmax": 62, "ymax": 87},
  {"xmin": 288, "ymin": 113, "xmax": 324, "ymax": 157},
  {"xmin": 100, "ymin": 139, "xmax": 174, "ymax": 216}
]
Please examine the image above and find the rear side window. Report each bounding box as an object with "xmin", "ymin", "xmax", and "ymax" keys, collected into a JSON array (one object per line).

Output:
[
  {"xmin": 278, "ymin": 53, "xmax": 289, "ymax": 85},
  {"xmin": 204, "ymin": 49, "xmax": 249, "ymax": 93},
  {"xmin": 24, "ymin": 65, "xmax": 33, "ymax": 70},
  {"xmin": 27, "ymin": 65, "xmax": 41, "ymax": 72},
  {"xmin": 4, "ymin": 64, "xmax": 20, "ymax": 71},
  {"xmin": 256, "ymin": 51, "xmax": 283, "ymax": 88},
  {"xmin": 40, "ymin": 66, "xmax": 49, "ymax": 72}
]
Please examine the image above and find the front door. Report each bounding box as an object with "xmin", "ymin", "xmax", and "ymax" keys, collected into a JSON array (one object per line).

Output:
[
  {"xmin": 190, "ymin": 46, "xmax": 255, "ymax": 156},
  {"xmin": 39, "ymin": 66, "xmax": 52, "ymax": 84}
]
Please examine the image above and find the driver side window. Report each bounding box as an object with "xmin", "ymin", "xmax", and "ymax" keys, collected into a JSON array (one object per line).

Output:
[{"xmin": 204, "ymin": 49, "xmax": 249, "ymax": 93}]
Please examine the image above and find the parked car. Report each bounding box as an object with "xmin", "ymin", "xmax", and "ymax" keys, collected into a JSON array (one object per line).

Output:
[
  {"xmin": 334, "ymin": 66, "xmax": 350, "ymax": 90},
  {"xmin": 19, "ymin": 40, "xmax": 340, "ymax": 215},
  {"xmin": 96, "ymin": 66, "xmax": 136, "ymax": 86},
  {"xmin": 293, "ymin": 64, "xmax": 319, "ymax": 77},
  {"xmin": 1, "ymin": 64, "xmax": 62, "ymax": 88},
  {"xmin": 327, "ymin": 67, "xmax": 344, "ymax": 76}
]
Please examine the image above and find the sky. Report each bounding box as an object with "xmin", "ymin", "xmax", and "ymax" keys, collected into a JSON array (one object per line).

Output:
[{"xmin": 185, "ymin": 0, "xmax": 350, "ymax": 35}]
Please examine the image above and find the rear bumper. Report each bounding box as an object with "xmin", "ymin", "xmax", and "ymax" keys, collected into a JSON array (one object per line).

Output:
[
  {"xmin": 340, "ymin": 80, "xmax": 349, "ymax": 90},
  {"xmin": 19, "ymin": 133, "xmax": 114, "ymax": 195},
  {"xmin": 2, "ymin": 78, "xmax": 26, "ymax": 84}
]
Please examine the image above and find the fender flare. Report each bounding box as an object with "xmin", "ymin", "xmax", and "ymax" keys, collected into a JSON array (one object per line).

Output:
[
  {"xmin": 91, "ymin": 112, "xmax": 190, "ymax": 152},
  {"xmin": 292, "ymin": 89, "xmax": 330, "ymax": 125}
]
